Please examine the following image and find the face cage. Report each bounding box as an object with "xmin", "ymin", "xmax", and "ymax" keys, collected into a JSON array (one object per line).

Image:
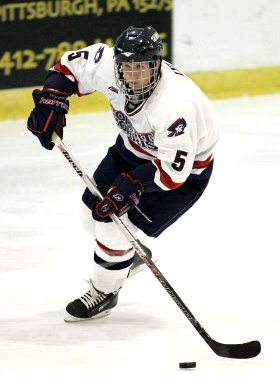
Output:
[{"xmin": 114, "ymin": 60, "xmax": 161, "ymax": 104}]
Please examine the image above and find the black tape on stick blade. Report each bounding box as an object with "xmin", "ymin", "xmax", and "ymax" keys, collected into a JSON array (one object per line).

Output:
[{"xmin": 179, "ymin": 362, "xmax": 197, "ymax": 369}]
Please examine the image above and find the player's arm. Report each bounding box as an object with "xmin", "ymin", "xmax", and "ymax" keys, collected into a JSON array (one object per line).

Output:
[
  {"xmin": 26, "ymin": 44, "xmax": 107, "ymax": 150},
  {"xmin": 130, "ymin": 115, "xmax": 195, "ymax": 192}
]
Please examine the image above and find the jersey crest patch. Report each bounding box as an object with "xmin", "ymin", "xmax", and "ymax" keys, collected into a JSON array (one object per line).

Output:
[{"xmin": 167, "ymin": 117, "xmax": 187, "ymax": 137}]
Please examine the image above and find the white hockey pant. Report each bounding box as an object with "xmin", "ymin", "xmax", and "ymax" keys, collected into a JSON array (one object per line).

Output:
[{"xmin": 80, "ymin": 202, "xmax": 137, "ymax": 294}]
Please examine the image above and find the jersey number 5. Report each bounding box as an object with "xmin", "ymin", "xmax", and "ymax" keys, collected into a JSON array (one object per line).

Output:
[
  {"xmin": 172, "ymin": 150, "xmax": 188, "ymax": 171},
  {"xmin": 68, "ymin": 51, "xmax": 89, "ymax": 61}
]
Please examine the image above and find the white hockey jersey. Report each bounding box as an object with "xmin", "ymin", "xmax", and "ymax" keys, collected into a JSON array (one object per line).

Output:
[{"xmin": 52, "ymin": 44, "xmax": 219, "ymax": 191}]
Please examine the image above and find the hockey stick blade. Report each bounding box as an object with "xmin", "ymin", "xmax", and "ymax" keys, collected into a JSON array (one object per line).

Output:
[
  {"xmin": 145, "ymin": 256, "xmax": 261, "ymax": 359},
  {"xmin": 209, "ymin": 339, "xmax": 261, "ymax": 359}
]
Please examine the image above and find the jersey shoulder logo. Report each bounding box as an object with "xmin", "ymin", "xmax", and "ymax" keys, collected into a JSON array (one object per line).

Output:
[
  {"xmin": 94, "ymin": 46, "xmax": 105, "ymax": 63},
  {"xmin": 167, "ymin": 117, "xmax": 187, "ymax": 137}
]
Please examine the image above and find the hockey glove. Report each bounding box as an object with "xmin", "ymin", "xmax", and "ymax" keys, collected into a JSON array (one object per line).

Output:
[
  {"xmin": 27, "ymin": 89, "xmax": 69, "ymax": 150},
  {"xmin": 82, "ymin": 187, "xmax": 112, "ymax": 223},
  {"xmin": 93, "ymin": 173, "xmax": 144, "ymax": 221}
]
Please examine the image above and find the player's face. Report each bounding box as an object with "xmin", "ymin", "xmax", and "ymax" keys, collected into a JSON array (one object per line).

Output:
[{"xmin": 122, "ymin": 61, "xmax": 152, "ymax": 91}]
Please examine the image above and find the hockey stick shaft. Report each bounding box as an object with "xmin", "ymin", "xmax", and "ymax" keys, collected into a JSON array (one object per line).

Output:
[{"xmin": 52, "ymin": 133, "xmax": 261, "ymax": 359}]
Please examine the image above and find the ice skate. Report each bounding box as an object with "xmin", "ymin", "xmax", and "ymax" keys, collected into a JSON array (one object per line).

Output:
[
  {"xmin": 127, "ymin": 241, "xmax": 155, "ymax": 278},
  {"xmin": 65, "ymin": 280, "xmax": 119, "ymax": 322},
  {"xmin": 65, "ymin": 242, "xmax": 155, "ymax": 322}
]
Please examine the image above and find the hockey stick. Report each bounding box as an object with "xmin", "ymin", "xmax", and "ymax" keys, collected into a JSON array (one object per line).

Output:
[{"xmin": 52, "ymin": 133, "xmax": 261, "ymax": 359}]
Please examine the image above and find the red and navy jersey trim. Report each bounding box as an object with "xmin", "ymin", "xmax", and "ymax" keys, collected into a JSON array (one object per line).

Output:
[
  {"xmin": 192, "ymin": 154, "xmax": 213, "ymax": 170},
  {"xmin": 53, "ymin": 60, "xmax": 94, "ymax": 97},
  {"xmin": 153, "ymin": 159, "xmax": 184, "ymax": 190}
]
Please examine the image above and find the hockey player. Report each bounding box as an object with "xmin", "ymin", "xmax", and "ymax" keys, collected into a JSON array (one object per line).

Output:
[{"xmin": 27, "ymin": 26, "xmax": 219, "ymax": 321}]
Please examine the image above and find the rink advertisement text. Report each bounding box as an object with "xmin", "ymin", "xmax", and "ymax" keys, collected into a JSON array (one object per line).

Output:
[
  {"xmin": 0, "ymin": 0, "xmax": 172, "ymax": 90},
  {"xmin": 0, "ymin": 0, "xmax": 172, "ymax": 21},
  {"xmin": 0, "ymin": 35, "xmax": 168, "ymax": 77}
]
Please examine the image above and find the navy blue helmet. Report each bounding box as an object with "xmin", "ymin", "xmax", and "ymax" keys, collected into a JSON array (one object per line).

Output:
[
  {"xmin": 114, "ymin": 26, "xmax": 162, "ymax": 62},
  {"xmin": 114, "ymin": 26, "xmax": 162, "ymax": 103}
]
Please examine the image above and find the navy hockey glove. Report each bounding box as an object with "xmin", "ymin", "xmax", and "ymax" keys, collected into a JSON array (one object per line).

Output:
[
  {"xmin": 27, "ymin": 89, "xmax": 69, "ymax": 150},
  {"xmin": 82, "ymin": 187, "xmax": 112, "ymax": 223},
  {"xmin": 93, "ymin": 173, "xmax": 144, "ymax": 221}
]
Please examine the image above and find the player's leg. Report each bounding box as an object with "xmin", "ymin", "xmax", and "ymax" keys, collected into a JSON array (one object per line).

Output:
[
  {"xmin": 65, "ymin": 146, "xmax": 153, "ymax": 321},
  {"xmin": 87, "ymin": 144, "xmax": 155, "ymax": 274},
  {"xmin": 65, "ymin": 214, "xmax": 138, "ymax": 321},
  {"xmin": 79, "ymin": 199, "xmax": 153, "ymax": 278}
]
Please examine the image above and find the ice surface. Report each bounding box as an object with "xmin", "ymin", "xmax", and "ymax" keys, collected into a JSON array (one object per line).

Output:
[{"xmin": 0, "ymin": 94, "xmax": 279, "ymax": 377}]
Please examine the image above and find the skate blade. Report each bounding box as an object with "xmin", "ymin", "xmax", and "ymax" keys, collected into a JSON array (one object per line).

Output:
[
  {"xmin": 64, "ymin": 309, "xmax": 111, "ymax": 323},
  {"xmin": 128, "ymin": 257, "xmax": 158, "ymax": 278}
]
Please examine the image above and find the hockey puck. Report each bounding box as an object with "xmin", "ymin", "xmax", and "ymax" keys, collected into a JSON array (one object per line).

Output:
[{"xmin": 179, "ymin": 362, "xmax": 197, "ymax": 369}]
